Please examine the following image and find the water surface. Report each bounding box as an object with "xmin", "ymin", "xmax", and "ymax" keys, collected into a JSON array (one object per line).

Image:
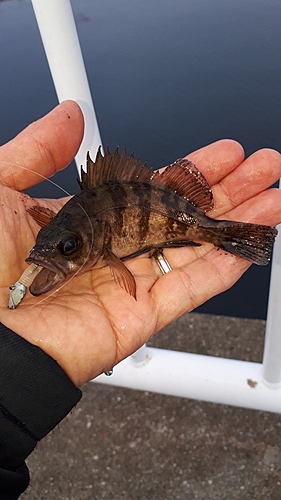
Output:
[{"xmin": 0, "ymin": 0, "xmax": 280, "ymax": 318}]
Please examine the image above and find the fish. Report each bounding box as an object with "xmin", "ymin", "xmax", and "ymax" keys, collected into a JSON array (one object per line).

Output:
[{"xmin": 25, "ymin": 147, "xmax": 277, "ymax": 299}]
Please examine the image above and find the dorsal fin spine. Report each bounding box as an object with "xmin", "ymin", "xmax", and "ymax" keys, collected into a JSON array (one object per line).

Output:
[{"xmin": 77, "ymin": 147, "xmax": 213, "ymax": 212}]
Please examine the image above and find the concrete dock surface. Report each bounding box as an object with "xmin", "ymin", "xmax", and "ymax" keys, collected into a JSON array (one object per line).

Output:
[{"xmin": 26, "ymin": 313, "xmax": 281, "ymax": 499}]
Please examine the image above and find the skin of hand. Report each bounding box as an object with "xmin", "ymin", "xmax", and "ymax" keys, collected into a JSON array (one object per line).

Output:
[{"xmin": 0, "ymin": 100, "xmax": 280, "ymax": 387}]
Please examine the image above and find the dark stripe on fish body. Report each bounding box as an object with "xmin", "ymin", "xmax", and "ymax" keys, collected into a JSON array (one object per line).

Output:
[
  {"xmin": 130, "ymin": 181, "xmax": 152, "ymax": 208},
  {"xmin": 131, "ymin": 182, "xmax": 151, "ymax": 242},
  {"xmin": 107, "ymin": 182, "xmax": 129, "ymax": 208},
  {"xmin": 107, "ymin": 183, "xmax": 128, "ymax": 235},
  {"xmin": 159, "ymin": 186, "xmax": 182, "ymax": 217}
]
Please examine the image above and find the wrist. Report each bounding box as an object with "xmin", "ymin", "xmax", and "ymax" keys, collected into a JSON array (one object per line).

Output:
[{"xmin": 0, "ymin": 323, "xmax": 81, "ymax": 469}]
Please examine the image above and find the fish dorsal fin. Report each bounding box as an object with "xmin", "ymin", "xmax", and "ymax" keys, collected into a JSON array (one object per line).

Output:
[
  {"xmin": 78, "ymin": 147, "xmax": 213, "ymax": 212},
  {"xmin": 78, "ymin": 146, "xmax": 157, "ymax": 189},
  {"xmin": 157, "ymin": 158, "xmax": 213, "ymax": 212}
]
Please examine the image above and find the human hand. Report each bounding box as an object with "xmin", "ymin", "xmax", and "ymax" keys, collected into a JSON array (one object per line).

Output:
[{"xmin": 0, "ymin": 100, "xmax": 280, "ymax": 387}]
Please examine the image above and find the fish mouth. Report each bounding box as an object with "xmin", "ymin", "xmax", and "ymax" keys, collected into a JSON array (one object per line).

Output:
[{"xmin": 25, "ymin": 256, "xmax": 66, "ymax": 296}]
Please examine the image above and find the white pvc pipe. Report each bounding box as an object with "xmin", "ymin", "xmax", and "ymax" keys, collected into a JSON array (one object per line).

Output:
[
  {"xmin": 262, "ymin": 221, "xmax": 281, "ymax": 385},
  {"xmin": 93, "ymin": 347, "xmax": 281, "ymax": 414},
  {"xmin": 131, "ymin": 344, "xmax": 147, "ymax": 363},
  {"xmin": 31, "ymin": 0, "xmax": 103, "ymax": 170}
]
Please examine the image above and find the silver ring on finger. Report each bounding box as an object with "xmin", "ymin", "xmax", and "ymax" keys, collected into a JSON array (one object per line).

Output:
[{"xmin": 153, "ymin": 250, "xmax": 172, "ymax": 275}]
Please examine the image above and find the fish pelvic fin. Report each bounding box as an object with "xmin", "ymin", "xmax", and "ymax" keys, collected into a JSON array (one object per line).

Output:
[
  {"xmin": 105, "ymin": 247, "xmax": 137, "ymax": 299},
  {"xmin": 216, "ymin": 222, "xmax": 277, "ymax": 265}
]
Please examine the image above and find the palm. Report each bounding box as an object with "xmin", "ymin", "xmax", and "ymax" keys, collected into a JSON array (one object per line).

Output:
[
  {"xmin": 0, "ymin": 188, "xmax": 160, "ymax": 384},
  {"xmin": 0, "ymin": 101, "xmax": 280, "ymax": 387}
]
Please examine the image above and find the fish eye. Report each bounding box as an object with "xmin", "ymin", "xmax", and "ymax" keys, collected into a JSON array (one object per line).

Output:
[{"xmin": 58, "ymin": 234, "xmax": 81, "ymax": 256}]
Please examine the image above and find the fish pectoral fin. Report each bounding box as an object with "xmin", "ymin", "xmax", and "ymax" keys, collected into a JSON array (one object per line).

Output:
[
  {"xmin": 27, "ymin": 206, "xmax": 56, "ymax": 227},
  {"xmin": 105, "ymin": 248, "xmax": 137, "ymax": 299}
]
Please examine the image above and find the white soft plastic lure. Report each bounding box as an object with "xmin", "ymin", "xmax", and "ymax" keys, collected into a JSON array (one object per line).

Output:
[{"xmin": 8, "ymin": 263, "xmax": 42, "ymax": 309}]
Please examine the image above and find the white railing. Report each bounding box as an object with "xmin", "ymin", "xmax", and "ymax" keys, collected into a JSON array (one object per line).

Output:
[
  {"xmin": 31, "ymin": 0, "xmax": 103, "ymax": 168},
  {"xmin": 31, "ymin": 0, "xmax": 281, "ymax": 413}
]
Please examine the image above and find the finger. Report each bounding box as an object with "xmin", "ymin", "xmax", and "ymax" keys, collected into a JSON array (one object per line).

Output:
[
  {"xmin": 152, "ymin": 249, "xmax": 250, "ymax": 331},
  {"xmin": 0, "ymin": 100, "xmax": 84, "ymax": 191},
  {"xmin": 186, "ymin": 139, "xmax": 245, "ymax": 185},
  {"xmin": 221, "ymin": 187, "xmax": 281, "ymax": 227},
  {"xmin": 210, "ymin": 148, "xmax": 281, "ymax": 218}
]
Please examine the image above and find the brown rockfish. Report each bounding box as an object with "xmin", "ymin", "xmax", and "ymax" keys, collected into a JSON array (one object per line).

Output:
[{"xmin": 26, "ymin": 147, "xmax": 277, "ymax": 299}]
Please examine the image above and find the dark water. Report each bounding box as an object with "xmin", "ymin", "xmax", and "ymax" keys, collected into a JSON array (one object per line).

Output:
[{"xmin": 0, "ymin": 0, "xmax": 280, "ymax": 318}]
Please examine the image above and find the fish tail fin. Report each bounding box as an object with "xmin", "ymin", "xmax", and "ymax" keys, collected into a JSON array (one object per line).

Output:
[{"xmin": 217, "ymin": 222, "xmax": 277, "ymax": 265}]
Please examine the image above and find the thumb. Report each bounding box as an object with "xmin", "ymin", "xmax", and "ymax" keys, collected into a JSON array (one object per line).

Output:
[{"xmin": 0, "ymin": 100, "xmax": 84, "ymax": 191}]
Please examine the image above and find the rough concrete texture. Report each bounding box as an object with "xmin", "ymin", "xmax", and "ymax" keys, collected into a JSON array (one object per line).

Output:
[{"xmin": 25, "ymin": 313, "xmax": 281, "ymax": 499}]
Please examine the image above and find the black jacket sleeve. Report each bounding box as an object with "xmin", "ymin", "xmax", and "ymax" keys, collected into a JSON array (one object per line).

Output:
[{"xmin": 0, "ymin": 323, "xmax": 82, "ymax": 499}]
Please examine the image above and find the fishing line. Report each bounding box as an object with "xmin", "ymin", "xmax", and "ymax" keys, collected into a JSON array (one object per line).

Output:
[{"xmin": 1, "ymin": 160, "xmax": 72, "ymax": 196}]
